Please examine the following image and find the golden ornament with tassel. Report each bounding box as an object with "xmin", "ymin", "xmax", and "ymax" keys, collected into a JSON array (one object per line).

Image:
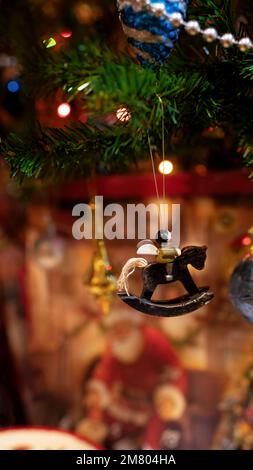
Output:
[{"xmin": 84, "ymin": 240, "xmax": 117, "ymax": 315}]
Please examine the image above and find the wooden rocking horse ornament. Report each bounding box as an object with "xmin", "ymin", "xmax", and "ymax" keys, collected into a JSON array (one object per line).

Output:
[{"xmin": 117, "ymin": 230, "xmax": 214, "ymax": 317}]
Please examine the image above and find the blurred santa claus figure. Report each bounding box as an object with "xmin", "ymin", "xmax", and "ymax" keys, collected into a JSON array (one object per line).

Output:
[{"xmin": 75, "ymin": 309, "xmax": 187, "ymax": 449}]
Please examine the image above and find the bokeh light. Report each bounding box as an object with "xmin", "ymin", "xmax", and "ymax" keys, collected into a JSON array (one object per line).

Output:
[
  {"xmin": 116, "ymin": 106, "xmax": 131, "ymax": 123},
  {"xmin": 57, "ymin": 102, "xmax": 71, "ymax": 118},
  {"xmin": 60, "ymin": 31, "xmax": 72, "ymax": 38},
  {"xmin": 158, "ymin": 160, "xmax": 174, "ymax": 175},
  {"xmin": 242, "ymin": 236, "xmax": 252, "ymax": 247},
  {"xmin": 7, "ymin": 80, "xmax": 20, "ymax": 93}
]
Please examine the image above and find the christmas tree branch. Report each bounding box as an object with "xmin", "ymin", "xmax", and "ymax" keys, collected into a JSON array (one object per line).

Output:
[{"xmin": 1, "ymin": 0, "xmax": 253, "ymax": 180}]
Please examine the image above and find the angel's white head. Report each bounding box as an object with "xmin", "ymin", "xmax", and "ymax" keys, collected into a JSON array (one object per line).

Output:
[{"xmin": 156, "ymin": 229, "xmax": 172, "ymax": 245}]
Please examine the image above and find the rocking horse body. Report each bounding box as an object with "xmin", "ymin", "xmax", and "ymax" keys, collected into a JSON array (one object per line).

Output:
[
  {"xmin": 118, "ymin": 231, "xmax": 214, "ymax": 317},
  {"xmin": 141, "ymin": 245, "xmax": 206, "ymax": 300}
]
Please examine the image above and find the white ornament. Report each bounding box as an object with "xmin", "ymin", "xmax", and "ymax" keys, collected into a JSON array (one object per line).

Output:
[
  {"xmin": 238, "ymin": 37, "xmax": 252, "ymax": 52},
  {"xmin": 185, "ymin": 20, "xmax": 201, "ymax": 36},
  {"xmin": 169, "ymin": 12, "xmax": 184, "ymax": 28},
  {"xmin": 220, "ymin": 33, "xmax": 235, "ymax": 48},
  {"xmin": 202, "ymin": 28, "xmax": 218, "ymax": 43}
]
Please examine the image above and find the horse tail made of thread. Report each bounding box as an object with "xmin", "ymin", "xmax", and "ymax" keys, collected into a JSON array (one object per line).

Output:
[{"xmin": 117, "ymin": 258, "xmax": 148, "ymax": 296}]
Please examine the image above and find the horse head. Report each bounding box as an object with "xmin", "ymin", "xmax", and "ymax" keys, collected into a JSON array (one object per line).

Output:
[{"xmin": 180, "ymin": 245, "xmax": 207, "ymax": 270}]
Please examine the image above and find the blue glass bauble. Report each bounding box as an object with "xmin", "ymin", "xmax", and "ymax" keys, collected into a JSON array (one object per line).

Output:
[
  {"xmin": 117, "ymin": 0, "xmax": 189, "ymax": 69},
  {"xmin": 229, "ymin": 254, "xmax": 253, "ymax": 323}
]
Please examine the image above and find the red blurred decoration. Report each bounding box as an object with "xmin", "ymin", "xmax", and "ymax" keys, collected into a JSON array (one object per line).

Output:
[
  {"xmin": 242, "ymin": 236, "xmax": 252, "ymax": 247},
  {"xmin": 194, "ymin": 164, "xmax": 208, "ymax": 176},
  {"xmin": 230, "ymin": 233, "xmax": 252, "ymax": 250},
  {"xmin": 79, "ymin": 112, "xmax": 88, "ymax": 124},
  {"xmin": 57, "ymin": 102, "xmax": 71, "ymax": 118},
  {"xmin": 202, "ymin": 126, "xmax": 225, "ymax": 139},
  {"xmin": 52, "ymin": 170, "xmax": 253, "ymax": 202},
  {"xmin": 60, "ymin": 31, "xmax": 72, "ymax": 38}
]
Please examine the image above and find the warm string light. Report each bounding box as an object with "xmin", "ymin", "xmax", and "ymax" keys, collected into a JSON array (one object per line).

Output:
[
  {"xmin": 158, "ymin": 160, "xmax": 174, "ymax": 175},
  {"xmin": 116, "ymin": 106, "xmax": 132, "ymax": 122},
  {"xmin": 57, "ymin": 102, "xmax": 71, "ymax": 118},
  {"xmin": 60, "ymin": 31, "xmax": 72, "ymax": 39}
]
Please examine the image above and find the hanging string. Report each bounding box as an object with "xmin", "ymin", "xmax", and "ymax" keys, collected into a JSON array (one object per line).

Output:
[
  {"xmin": 148, "ymin": 132, "xmax": 160, "ymax": 201},
  {"xmin": 148, "ymin": 96, "xmax": 167, "ymax": 228},
  {"xmin": 157, "ymin": 95, "xmax": 165, "ymax": 202}
]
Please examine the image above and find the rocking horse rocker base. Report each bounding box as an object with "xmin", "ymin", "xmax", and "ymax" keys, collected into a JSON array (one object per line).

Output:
[{"xmin": 118, "ymin": 287, "xmax": 214, "ymax": 318}]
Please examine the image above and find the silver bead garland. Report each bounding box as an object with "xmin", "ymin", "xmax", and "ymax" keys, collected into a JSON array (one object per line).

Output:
[
  {"xmin": 168, "ymin": 13, "xmax": 253, "ymax": 51},
  {"xmin": 136, "ymin": 1, "xmax": 253, "ymax": 52}
]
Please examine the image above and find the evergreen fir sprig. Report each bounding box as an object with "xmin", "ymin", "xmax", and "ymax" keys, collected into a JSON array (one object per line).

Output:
[
  {"xmin": 189, "ymin": 0, "xmax": 236, "ymax": 34},
  {"xmin": 3, "ymin": 61, "xmax": 218, "ymax": 181}
]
